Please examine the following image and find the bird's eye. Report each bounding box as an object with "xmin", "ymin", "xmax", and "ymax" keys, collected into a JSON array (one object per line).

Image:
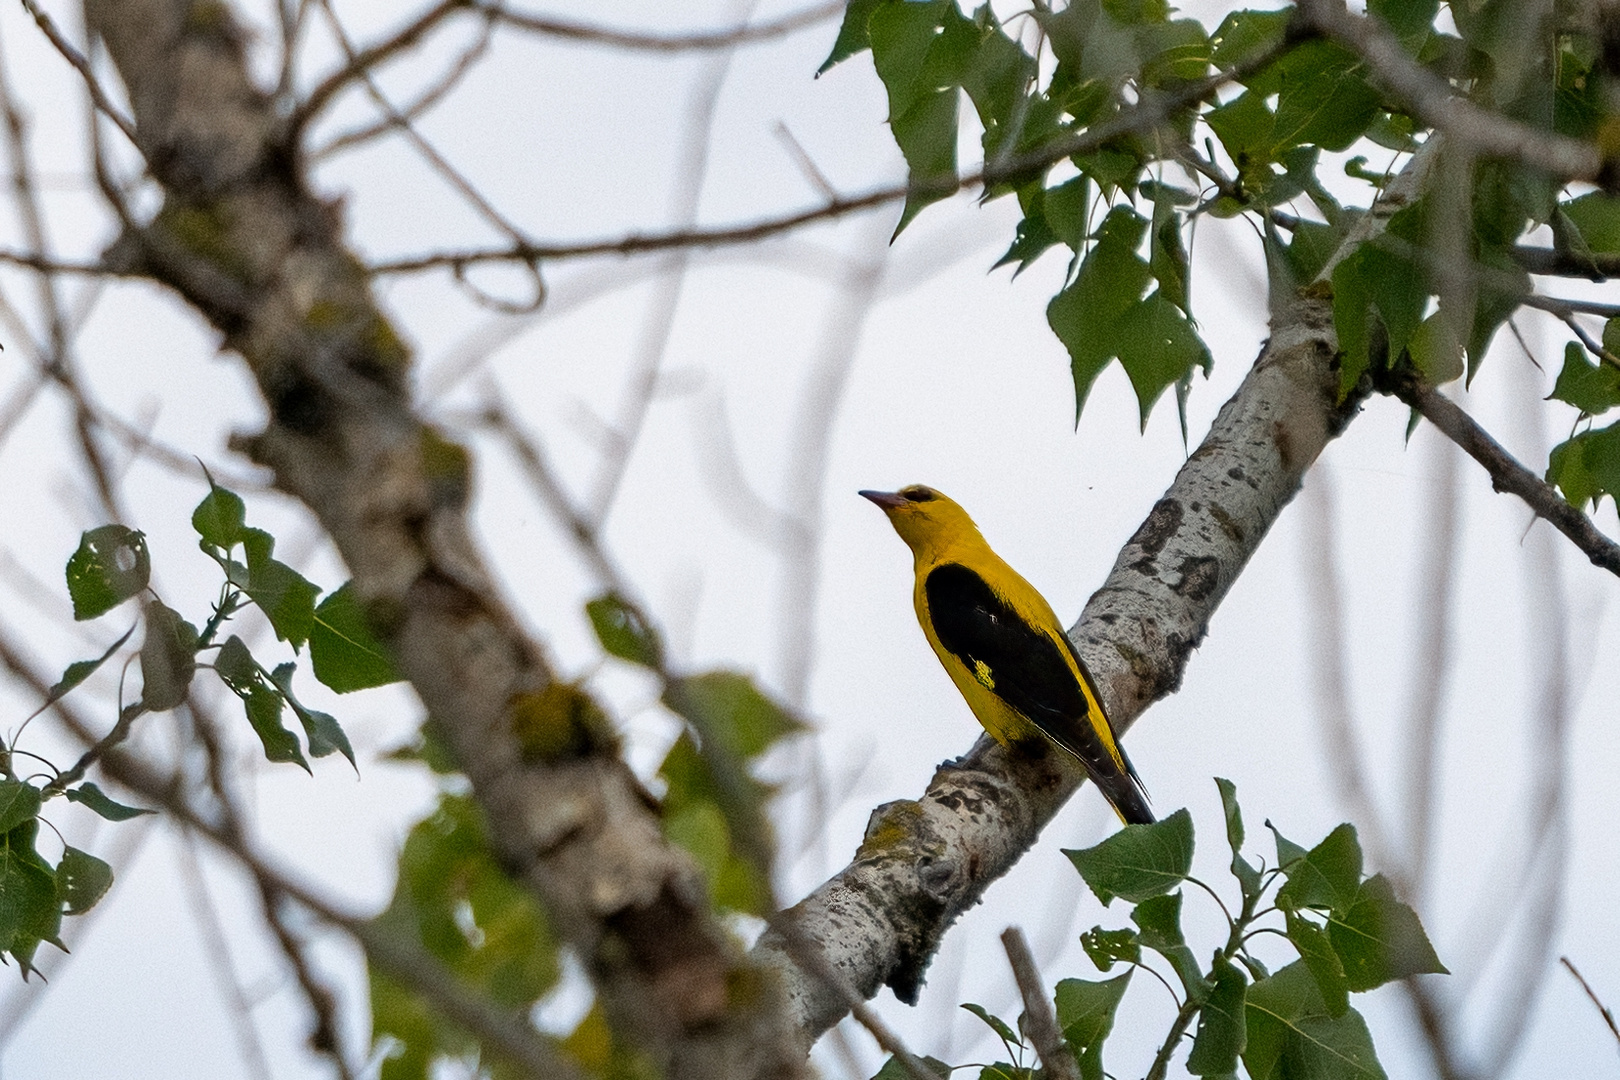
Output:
[{"xmin": 901, "ymin": 486, "xmax": 935, "ymax": 502}]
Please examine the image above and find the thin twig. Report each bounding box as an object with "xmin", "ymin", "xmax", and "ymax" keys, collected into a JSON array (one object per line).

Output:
[
  {"xmin": 369, "ymin": 33, "xmax": 1300, "ymax": 275},
  {"xmin": 292, "ymin": 0, "xmax": 470, "ymax": 134},
  {"xmin": 1561, "ymin": 957, "xmax": 1620, "ymax": 1051},
  {"xmin": 483, "ymin": 0, "xmax": 843, "ymax": 51},
  {"xmin": 1388, "ymin": 376, "xmax": 1620, "ymax": 577},
  {"xmin": 176, "ymin": 832, "xmax": 277, "ymax": 1080},
  {"xmin": 1000, "ymin": 928, "xmax": 1079, "ymax": 1080},
  {"xmin": 313, "ymin": 14, "xmax": 495, "ymax": 160},
  {"xmin": 16, "ymin": 0, "xmax": 137, "ymax": 143},
  {"xmin": 584, "ymin": 5, "xmax": 750, "ymax": 525}
]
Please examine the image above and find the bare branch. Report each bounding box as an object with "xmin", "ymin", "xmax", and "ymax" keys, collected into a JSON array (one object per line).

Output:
[
  {"xmin": 1387, "ymin": 373, "xmax": 1620, "ymax": 577},
  {"xmin": 1297, "ymin": 0, "xmax": 1605, "ymax": 180},
  {"xmin": 16, "ymin": 0, "xmax": 137, "ymax": 143},
  {"xmin": 1513, "ymin": 245, "xmax": 1620, "ymax": 279},
  {"xmin": 312, "ymin": 15, "xmax": 495, "ymax": 160},
  {"xmin": 370, "ymin": 33, "xmax": 1298, "ymax": 276},
  {"xmin": 1000, "ymin": 928, "xmax": 1079, "ymax": 1080},
  {"xmin": 480, "ymin": 0, "xmax": 844, "ymax": 52},
  {"xmin": 292, "ymin": 0, "xmax": 471, "ymax": 135},
  {"xmin": 1561, "ymin": 957, "xmax": 1620, "ymax": 1051}
]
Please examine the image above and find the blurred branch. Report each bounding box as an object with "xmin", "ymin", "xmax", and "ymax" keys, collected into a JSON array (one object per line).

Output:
[
  {"xmin": 1513, "ymin": 246, "xmax": 1620, "ymax": 279},
  {"xmin": 1561, "ymin": 957, "xmax": 1620, "ymax": 1050},
  {"xmin": 584, "ymin": 8, "xmax": 747, "ymax": 526},
  {"xmin": 1385, "ymin": 374, "xmax": 1620, "ymax": 577},
  {"xmin": 16, "ymin": 0, "xmax": 137, "ymax": 143},
  {"xmin": 482, "ymin": 0, "xmax": 844, "ymax": 51},
  {"xmin": 1001, "ymin": 928, "xmax": 1079, "ymax": 1080},
  {"xmin": 292, "ymin": 0, "xmax": 472, "ymax": 135},
  {"xmin": 313, "ymin": 14, "xmax": 495, "ymax": 160},
  {"xmin": 1296, "ymin": 0, "xmax": 1606, "ymax": 181},
  {"xmin": 369, "ymin": 31, "xmax": 1299, "ymax": 276},
  {"xmin": 81, "ymin": 1, "xmax": 799, "ymax": 1072},
  {"xmin": 176, "ymin": 831, "xmax": 278, "ymax": 1080}
]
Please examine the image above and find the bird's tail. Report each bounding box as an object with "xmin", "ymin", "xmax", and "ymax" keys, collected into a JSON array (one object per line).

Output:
[{"xmin": 1098, "ymin": 763, "xmax": 1155, "ymax": 826}]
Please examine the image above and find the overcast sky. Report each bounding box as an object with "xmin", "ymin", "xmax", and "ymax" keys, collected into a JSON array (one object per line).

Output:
[{"xmin": 0, "ymin": 1, "xmax": 1614, "ymax": 1078}]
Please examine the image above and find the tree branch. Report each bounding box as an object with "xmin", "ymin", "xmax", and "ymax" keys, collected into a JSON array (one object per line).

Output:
[
  {"xmin": 1297, "ymin": 0, "xmax": 1606, "ymax": 181},
  {"xmin": 481, "ymin": 0, "xmax": 844, "ymax": 52},
  {"xmin": 368, "ymin": 31, "xmax": 1299, "ymax": 276},
  {"xmin": 1383, "ymin": 373, "xmax": 1620, "ymax": 578},
  {"xmin": 81, "ymin": 2, "xmax": 798, "ymax": 1075}
]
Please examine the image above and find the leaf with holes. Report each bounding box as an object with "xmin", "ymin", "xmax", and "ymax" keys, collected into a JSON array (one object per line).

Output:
[{"xmin": 65, "ymin": 525, "xmax": 150, "ymax": 621}]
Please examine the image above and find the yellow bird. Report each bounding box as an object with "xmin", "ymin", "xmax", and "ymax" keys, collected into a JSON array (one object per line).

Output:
[{"xmin": 860, "ymin": 485, "xmax": 1153, "ymax": 825}]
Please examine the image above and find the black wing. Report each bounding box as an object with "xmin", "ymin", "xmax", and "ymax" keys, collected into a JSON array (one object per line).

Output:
[
  {"xmin": 924, "ymin": 562, "xmax": 1090, "ymax": 731},
  {"xmin": 925, "ymin": 561, "xmax": 1154, "ymax": 824}
]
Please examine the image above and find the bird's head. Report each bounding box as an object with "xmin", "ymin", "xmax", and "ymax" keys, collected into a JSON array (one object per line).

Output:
[{"xmin": 859, "ymin": 485, "xmax": 982, "ymax": 563}]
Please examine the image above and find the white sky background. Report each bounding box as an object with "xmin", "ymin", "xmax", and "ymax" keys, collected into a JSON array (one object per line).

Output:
[{"xmin": 0, "ymin": 0, "xmax": 1614, "ymax": 1077}]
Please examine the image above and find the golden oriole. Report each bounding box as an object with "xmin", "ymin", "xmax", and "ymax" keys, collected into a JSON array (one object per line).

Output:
[{"xmin": 860, "ymin": 485, "xmax": 1153, "ymax": 825}]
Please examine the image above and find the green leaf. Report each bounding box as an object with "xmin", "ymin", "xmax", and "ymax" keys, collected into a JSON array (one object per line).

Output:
[
  {"xmin": 1133, "ymin": 891, "xmax": 1205, "ymax": 997},
  {"xmin": 36, "ymin": 625, "xmax": 135, "ymax": 718},
  {"xmin": 1550, "ymin": 341, "xmax": 1620, "ymax": 416},
  {"xmin": 0, "ymin": 783, "xmax": 41, "ymax": 835},
  {"xmin": 1367, "ymin": 0, "xmax": 1437, "ymax": 43},
  {"xmin": 1275, "ymin": 823, "xmax": 1363, "ymax": 917},
  {"xmin": 1243, "ymin": 962, "xmax": 1387, "ymax": 1080},
  {"xmin": 269, "ymin": 663, "xmax": 357, "ymax": 769},
  {"xmin": 870, "ymin": 1055, "xmax": 953, "ymax": 1080},
  {"xmin": 585, "ymin": 593, "xmax": 663, "ymax": 667},
  {"xmin": 1055, "ymin": 972, "xmax": 1132, "ymax": 1080},
  {"xmin": 65, "ymin": 525, "xmax": 150, "ymax": 621},
  {"xmin": 1561, "ymin": 191, "xmax": 1620, "ymax": 254},
  {"xmin": 1186, "ymin": 952, "xmax": 1248, "ymax": 1075},
  {"xmin": 0, "ymin": 832, "xmax": 57, "ymax": 958},
  {"xmin": 1209, "ymin": 8, "xmax": 1292, "ymax": 71},
  {"xmin": 58, "ymin": 847, "xmax": 113, "ymax": 915},
  {"xmin": 1047, "ymin": 206, "xmax": 1153, "ymax": 421},
  {"xmin": 309, "ymin": 582, "xmax": 401, "ymax": 693},
  {"xmin": 663, "ymin": 670, "xmax": 805, "ymax": 760},
  {"xmin": 1330, "ymin": 234, "xmax": 1426, "ymax": 397},
  {"xmin": 1547, "ymin": 420, "xmax": 1620, "ymax": 510},
  {"xmin": 1205, "ymin": 89, "xmax": 1275, "ymax": 167},
  {"xmin": 64, "ymin": 782, "xmax": 153, "ymax": 821},
  {"xmin": 962, "ymin": 1003, "xmax": 1021, "ymax": 1050},
  {"xmin": 1080, "ymin": 924, "xmax": 1141, "ymax": 970},
  {"xmin": 1286, "ymin": 910, "xmax": 1350, "ymax": 1017},
  {"xmin": 1115, "ymin": 290, "xmax": 1212, "ymax": 430},
  {"xmin": 244, "ymin": 682, "xmax": 308, "ymax": 771},
  {"xmin": 139, "ymin": 600, "xmax": 199, "ymax": 712},
  {"xmin": 1213, "ymin": 778, "xmax": 1262, "ymax": 899},
  {"xmin": 214, "ymin": 633, "xmax": 258, "ymax": 692},
  {"xmin": 819, "ymin": 0, "xmax": 886, "ymax": 74},
  {"xmin": 1266, "ymin": 819, "xmax": 1308, "ymax": 867},
  {"xmin": 1327, "ymin": 873, "xmax": 1447, "ymax": 991},
  {"xmin": 236, "ymin": 532, "xmax": 319, "ymax": 649},
  {"xmin": 191, "ymin": 478, "xmax": 246, "ymax": 550},
  {"xmin": 1271, "ymin": 41, "xmax": 1380, "ymax": 152},
  {"xmin": 959, "ymin": 10, "xmax": 1038, "ymax": 165},
  {"xmin": 870, "ymin": 0, "xmax": 967, "ymax": 232},
  {"xmin": 1407, "ymin": 310, "xmax": 1465, "ymax": 386},
  {"xmin": 372, "ymin": 793, "xmax": 560, "ymax": 1075},
  {"xmin": 1066, "ymin": 806, "xmax": 1193, "ymax": 905}
]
